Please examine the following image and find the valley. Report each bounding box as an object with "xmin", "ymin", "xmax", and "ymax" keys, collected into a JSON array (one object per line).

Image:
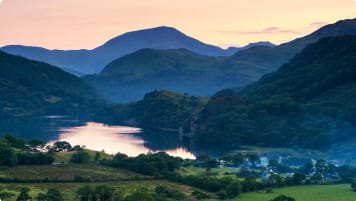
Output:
[{"xmin": 0, "ymin": 6, "xmax": 355, "ymax": 199}]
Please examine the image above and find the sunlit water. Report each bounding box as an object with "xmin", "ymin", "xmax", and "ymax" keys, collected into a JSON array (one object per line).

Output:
[{"xmin": 49, "ymin": 121, "xmax": 195, "ymax": 159}]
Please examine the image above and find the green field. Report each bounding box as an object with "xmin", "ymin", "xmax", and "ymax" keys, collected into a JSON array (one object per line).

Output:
[
  {"xmin": 0, "ymin": 180, "xmax": 204, "ymax": 201},
  {"xmin": 217, "ymin": 185, "xmax": 355, "ymax": 201},
  {"xmin": 0, "ymin": 163, "xmax": 148, "ymax": 181}
]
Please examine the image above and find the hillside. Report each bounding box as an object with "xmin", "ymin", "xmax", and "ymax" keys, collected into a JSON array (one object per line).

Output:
[
  {"xmin": 0, "ymin": 51, "xmax": 97, "ymax": 117},
  {"xmin": 1, "ymin": 27, "xmax": 236, "ymax": 75},
  {"xmin": 86, "ymin": 49, "xmax": 241, "ymax": 102},
  {"xmin": 86, "ymin": 19, "xmax": 356, "ymax": 102},
  {"xmin": 225, "ymin": 18, "xmax": 356, "ymax": 75},
  {"xmin": 184, "ymin": 36, "xmax": 356, "ymax": 150},
  {"xmin": 97, "ymin": 90, "xmax": 206, "ymax": 131}
]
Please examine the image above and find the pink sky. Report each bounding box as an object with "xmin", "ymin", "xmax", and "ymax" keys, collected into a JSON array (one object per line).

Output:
[{"xmin": 0, "ymin": 0, "xmax": 355, "ymax": 50}]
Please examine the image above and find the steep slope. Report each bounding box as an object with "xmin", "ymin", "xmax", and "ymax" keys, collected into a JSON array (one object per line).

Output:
[
  {"xmin": 1, "ymin": 27, "xmax": 234, "ymax": 75},
  {"xmin": 85, "ymin": 49, "xmax": 257, "ymax": 102},
  {"xmin": 186, "ymin": 36, "xmax": 356, "ymax": 150},
  {"xmin": 0, "ymin": 51, "xmax": 97, "ymax": 117},
  {"xmin": 224, "ymin": 18, "xmax": 356, "ymax": 75}
]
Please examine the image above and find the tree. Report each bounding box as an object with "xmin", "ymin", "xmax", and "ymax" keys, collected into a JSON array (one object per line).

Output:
[
  {"xmin": 95, "ymin": 152, "xmax": 101, "ymax": 162},
  {"xmin": 315, "ymin": 160, "xmax": 327, "ymax": 175},
  {"xmin": 94, "ymin": 185, "xmax": 114, "ymax": 201},
  {"xmin": 302, "ymin": 162, "xmax": 314, "ymax": 175},
  {"xmin": 45, "ymin": 188, "xmax": 64, "ymax": 201},
  {"xmin": 225, "ymin": 180, "xmax": 242, "ymax": 198},
  {"xmin": 292, "ymin": 173, "xmax": 306, "ymax": 185},
  {"xmin": 71, "ymin": 151, "xmax": 90, "ymax": 164},
  {"xmin": 4, "ymin": 134, "xmax": 26, "ymax": 149},
  {"xmin": 0, "ymin": 144, "xmax": 17, "ymax": 166},
  {"xmin": 112, "ymin": 187, "xmax": 125, "ymax": 201},
  {"xmin": 0, "ymin": 191, "xmax": 14, "ymax": 200},
  {"xmin": 351, "ymin": 179, "xmax": 356, "ymax": 192},
  {"xmin": 27, "ymin": 139, "xmax": 46, "ymax": 152},
  {"xmin": 16, "ymin": 187, "xmax": 32, "ymax": 201},
  {"xmin": 267, "ymin": 174, "xmax": 284, "ymax": 187},
  {"xmin": 37, "ymin": 193, "xmax": 47, "ymax": 201},
  {"xmin": 270, "ymin": 195, "xmax": 296, "ymax": 201},
  {"xmin": 190, "ymin": 190, "xmax": 209, "ymax": 200},
  {"xmin": 124, "ymin": 188, "xmax": 154, "ymax": 201},
  {"xmin": 242, "ymin": 176, "xmax": 257, "ymax": 192},
  {"xmin": 76, "ymin": 185, "xmax": 94, "ymax": 201},
  {"xmin": 52, "ymin": 141, "xmax": 72, "ymax": 152}
]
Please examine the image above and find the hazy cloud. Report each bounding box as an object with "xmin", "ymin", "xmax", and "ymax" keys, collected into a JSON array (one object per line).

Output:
[
  {"xmin": 222, "ymin": 22, "xmax": 329, "ymax": 36},
  {"xmin": 232, "ymin": 27, "xmax": 300, "ymax": 35}
]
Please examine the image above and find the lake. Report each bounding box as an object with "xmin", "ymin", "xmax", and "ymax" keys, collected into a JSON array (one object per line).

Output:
[{"xmin": 0, "ymin": 116, "xmax": 196, "ymax": 159}]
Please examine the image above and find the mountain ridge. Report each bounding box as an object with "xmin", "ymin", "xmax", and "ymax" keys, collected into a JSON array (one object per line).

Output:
[
  {"xmin": 0, "ymin": 50, "xmax": 98, "ymax": 117},
  {"xmin": 185, "ymin": 35, "xmax": 356, "ymax": 150},
  {"xmin": 1, "ymin": 26, "xmax": 243, "ymax": 75}
]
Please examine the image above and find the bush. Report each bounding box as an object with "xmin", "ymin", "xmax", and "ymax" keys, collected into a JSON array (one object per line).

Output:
[
  {"xmin": 270, "ymin": 195, "xmax": 296, "ymax": 201},
  {"xmin": 70, "ymin": 151, "xmax": 90, "ymax": 164}
]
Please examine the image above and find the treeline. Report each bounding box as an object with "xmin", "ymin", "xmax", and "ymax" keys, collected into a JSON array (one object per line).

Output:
[
  {"xmin": 101, "ymin": 152, "xmax": 242, "ymax": 199},
  {"xmin": 186, "ymin": 36, "xmax": 356, "ymax": 150},
  {"xmin": 100, "ymin": 151, "xmax": 356, "ymax": 199},
  {"xmin": 97, "ymin": 90, "xmax": 205, "ymax": 130},
  {"xmin": 0, "ymin": 134, "xmax": 54, "ymax": 167},
  {"xmin": 0, "ymin": 134, "xmax": 89, "ymax": 167}
]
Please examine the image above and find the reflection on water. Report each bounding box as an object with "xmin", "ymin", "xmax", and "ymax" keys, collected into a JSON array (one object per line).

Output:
[{"xmin": 49, "ymin": 122, "xmax": 195, "ymax": 159}]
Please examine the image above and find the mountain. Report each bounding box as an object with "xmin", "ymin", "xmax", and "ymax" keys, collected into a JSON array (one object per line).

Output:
[
  {"xmin": 86, "ymin": 19, "xmax": 356, "ymax": 102},
  {"xmin": 85, "ymin": 48, "xmax": 257, "ymax": 102},
  {"xmin": 1, "ymin": 26, "xmax": 237, "ymax": 75},
  {"xmin": 225, "ymin": 18, "xmax": 356, "ymax": 75},
  {"xmin": 183, "ymin": 35, "xmax": 356, "ymax": 150},
  {"xmin": 0, "ymin": 51, "xmax": 98, "ymax": 117}
]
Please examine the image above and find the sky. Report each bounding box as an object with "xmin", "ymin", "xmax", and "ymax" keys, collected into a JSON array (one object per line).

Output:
[{"xmin": 0, "ymin": 0, "xmax": 355, "ymax": 50}]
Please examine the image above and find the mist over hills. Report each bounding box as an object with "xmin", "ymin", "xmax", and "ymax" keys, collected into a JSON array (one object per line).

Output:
[
  {"xmin": 85, "ymin": 48, "xmax": 254, "ymax": 102},
  {"xmin": 85, "ymin": 18, "xmax": 356, "ymax": 102},
  {"xmin": 1, "ymin": 26, "xmax": 245, "ymax": 75},
  {"xmin": 1, "ymin": 18, "xmax": 356, "ymax": 104}
]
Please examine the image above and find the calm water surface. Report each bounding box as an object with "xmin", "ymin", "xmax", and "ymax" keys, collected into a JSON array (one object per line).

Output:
[{"xmin": 0, "ymin": 116, "xmax": 196, "ymax": 159}]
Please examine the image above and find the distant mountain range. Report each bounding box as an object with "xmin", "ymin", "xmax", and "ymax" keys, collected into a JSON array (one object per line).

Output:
[
  {"xmin": 1, "ymin": 26, "xmax": 270, "ymax": 75},
  {"xmin": 184, "ymin": 35, "xmax": 356, "ymax": 150},
  {"xmin": 0, "ymin": 51, "xmax": 97, "ymax": 118},
  {"xmin": 86, "ymin": 18, "xmax": 356, "ymax": 102},
  {"xmin": 2, "ymin": 18, "xmax": 356, "ymax": 103}
]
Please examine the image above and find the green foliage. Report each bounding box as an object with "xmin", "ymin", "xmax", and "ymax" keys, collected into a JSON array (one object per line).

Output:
[
  {"xmin": 99, "ymin": 90, "xmax": 205, "ymax": 130},
  {"xmin": 154, "ymin": 185, "xmax": 185, "ymax": 200},
  {"xmin": 0, "ymin": 51, "xmax": 98, "ymax": 117},
  {"xmin": 52, "ymin": 141, "xmax": 72, "ymax": 152},
  {"xmin": 191, "ymin": 36, "xmax": 356, "ymax": 150},
  {"xmin": 269, "ymin": 195, "xmax": 296, "ymax": 201},
  {"xmin": 124, "ymin": 188, "xmax": 154, "ymax": 201},
  {"xmin": 102, "ymin": 152, "xmax": 183, "ymax": 177},
  {"xmin": 71, "ymin": 151, "xmax": 90, "ymax": 164},
  {"xmin": 16, "ymin": 187, "xmax": 31, "ymax": 201},
  {"xmin": 225, "ymin": 180, "xmax": 242, "ymax": 198},
  {"xmin": 0, "ymin": 191, "xmax": 14, "ymax": 200},
  {"xmin": 0, "ymin": 143, "xmax": 17, "ymax": 167},
  {"xmin": 76, "ymin": 185, "xmax": 95, "ymax": 201},
  {"xmin": 3, "ymin": 134, "xmax": 26, "ymax": 149},
  {"xmin": 191, "ymin": 190, "xmax": 210, "ymax": 200},
  {"xmin": 44, "ymin": 188, "xmax": 64, "ymax": 201},
  {"xmin": 351, "ymin": 179, "xmax": 356, "ymax": 192},
  {"xmin": 17, "ymin": 152, "xmax": 55, "ymax": 165}
]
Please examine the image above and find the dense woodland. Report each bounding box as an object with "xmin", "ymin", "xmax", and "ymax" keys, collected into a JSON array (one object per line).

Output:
[
  {"xmin": 0, "ymin": 51, "xmax": 99, "ymax": 118},
  {"xmin": 186, "ymin": 36, "xmax": 356, "ymax": 150}
]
